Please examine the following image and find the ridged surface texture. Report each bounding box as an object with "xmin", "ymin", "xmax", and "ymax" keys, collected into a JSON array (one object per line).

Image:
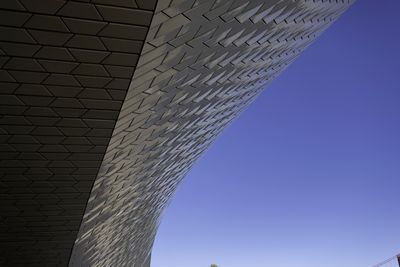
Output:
[
  {"xmin": 70, "ymin": 0, "xmax": 353, "ymax": 266},
  {"xmin": 0, "ymin": 0, "xmax": 156, "ymax": 266}
]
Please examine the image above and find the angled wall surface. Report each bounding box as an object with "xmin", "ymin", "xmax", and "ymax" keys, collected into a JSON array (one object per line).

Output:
[
  {"xmin": 0, "ymin": 0, "xmax": 353, "ymax": 266},
  {"xmin": 0, "ymin": 0, "xmax": 156, "ymax": 265}
]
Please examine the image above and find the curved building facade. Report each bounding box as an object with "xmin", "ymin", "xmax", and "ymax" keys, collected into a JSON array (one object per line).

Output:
[{"xmin": 0, "ymin": 0, "xmax": 353, "ymax": 266}]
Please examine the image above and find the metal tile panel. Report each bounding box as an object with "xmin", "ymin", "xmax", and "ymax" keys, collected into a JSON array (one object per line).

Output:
[
  {"xmin": 70, "ymin": 0, "xmax": 354, "ymax": 266},
  {"xmin": 0, "ymin": 1, "xmax": 156, "ymax": 266}
]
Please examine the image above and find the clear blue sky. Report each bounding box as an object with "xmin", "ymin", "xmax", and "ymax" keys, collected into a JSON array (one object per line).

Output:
[{"xmin": 152, "ymin": 1, "xmax": 400, "ymax": 267}]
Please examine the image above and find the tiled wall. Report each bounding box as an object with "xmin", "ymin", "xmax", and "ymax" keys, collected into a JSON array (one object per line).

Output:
[
  {"xmin": 0, "ymin": 1, "xmax": 156, "ymax": 265},
  {"xmin": 70, "ymin": 0, "xmax": 353, "ymax": 266}
]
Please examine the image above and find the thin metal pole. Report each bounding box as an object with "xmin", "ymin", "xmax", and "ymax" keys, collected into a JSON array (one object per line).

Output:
[{"xmin": 373, "ymin": 255, "xmax": 397, "ymax": 267}]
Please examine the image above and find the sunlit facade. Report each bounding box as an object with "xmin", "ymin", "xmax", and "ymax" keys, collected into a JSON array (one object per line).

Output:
[{"xmin": 0, "ymin": 0, "xmax": 353, "ymax": 266}]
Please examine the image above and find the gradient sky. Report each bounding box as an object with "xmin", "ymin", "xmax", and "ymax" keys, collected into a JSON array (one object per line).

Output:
[{"xmin": 151, "ymin": 1, "xmax": 400, "ymax": 267}]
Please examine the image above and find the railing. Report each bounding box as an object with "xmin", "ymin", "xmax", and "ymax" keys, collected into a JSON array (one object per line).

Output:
[{"xmin": 373, "ymin": 255, "xmax": 400, "ymax": 267}]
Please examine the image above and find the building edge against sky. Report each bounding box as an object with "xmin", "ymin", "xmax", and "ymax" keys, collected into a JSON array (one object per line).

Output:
[{"xmin": 0, "ymin": 0, "xmax": 354, "ymax": 266}]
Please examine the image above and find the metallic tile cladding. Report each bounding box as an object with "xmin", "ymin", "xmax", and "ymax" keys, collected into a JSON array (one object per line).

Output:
[
  {"xmin": 70, "ymin": 0, "xmax": 353, "ymax": 266},
  {"xmin": 0, "ymin": 0, "xmax": 156, "ymax": 266}
]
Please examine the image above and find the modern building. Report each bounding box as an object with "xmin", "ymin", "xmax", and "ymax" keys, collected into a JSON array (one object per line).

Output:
[{"xmin": 0, "ymin": 0, "xmax": 354, "ymax": 266}]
